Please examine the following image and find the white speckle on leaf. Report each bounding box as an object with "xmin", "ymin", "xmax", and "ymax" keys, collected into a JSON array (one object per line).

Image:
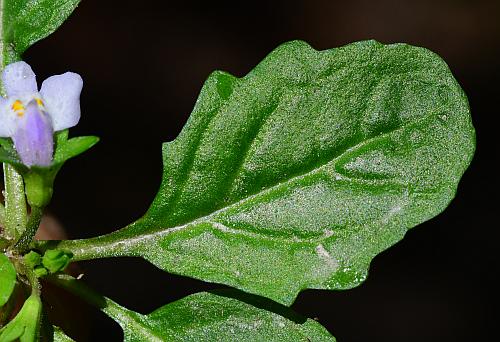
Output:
[
  {"xmin": 211, "ymin": 222, "xmax": 232, "ymax": 232},
  {"xmin": 315, "ymin": 244, "xmax": 338, "ymax": 270},
  {"xmin": 323, "ymin": 229, "xmax": 334, "ymax": 238}
]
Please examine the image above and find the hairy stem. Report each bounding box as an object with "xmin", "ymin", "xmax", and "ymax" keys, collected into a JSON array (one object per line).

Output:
[
  {"xmin": 14, "ymin": 206, "xmax": 43, "ymax": 253},
  {"xmin": 21, "ymin": 263, "xmax": 41, "ymax": 297},
  {"xmin": 2, "ymin": 164, "xmax": 28, "ymax": 241},
  {"xmin": 0, "ymin": 202, "xmax": 5, "ymax": 227}
]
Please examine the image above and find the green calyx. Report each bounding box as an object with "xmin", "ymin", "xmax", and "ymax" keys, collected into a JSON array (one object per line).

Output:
[
  {"xmin": 28, "ymin": 131, "xmax": 99, "ymax": 207},
  {"xmin": 0, "ymin": 131, "xmax": 99, "ymax": 208},
  {"xmin": 22, "ymin": 170, "xmax": 55, "ymax": 208},
  {"xmin": 23, "ymin": 251, "xmax": 41, "ymax": 268},
  {"xmin": 23, "ymin": 250, "xmax": 73, "ymax": 277},
  {"xmin": 23, "ymin": 251, "xmax": 48, "ymax": 277},
  {"xmin": 42, "ymin": 250, "xmax": 73, "ymax": 274}
]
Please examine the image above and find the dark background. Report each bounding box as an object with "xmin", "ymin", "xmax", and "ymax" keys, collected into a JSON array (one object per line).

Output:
[{"xmin": 18, "ymin": 0, "xmax": 498, "ymax": 340}]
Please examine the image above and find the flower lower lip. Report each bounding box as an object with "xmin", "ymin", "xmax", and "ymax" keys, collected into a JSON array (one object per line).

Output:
[{"xmin": 12, "ymin": 101, "xmax": 54, "ymax": 167}]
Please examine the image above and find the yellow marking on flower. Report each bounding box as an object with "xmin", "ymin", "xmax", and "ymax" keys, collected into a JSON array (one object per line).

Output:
[
  {"xmin": 12, "ymin": 100, "xmax": 24, "ymax": 112},
  {"xmin": 17, "ymin": 111, "xmax": 25, "ymax": 117},
  {"xmin": 35, "ymin": 98, "xmax": 44, "ymax": 107}
]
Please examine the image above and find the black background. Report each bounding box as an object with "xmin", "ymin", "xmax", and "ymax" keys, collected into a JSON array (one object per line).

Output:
[{"xmin": 18, "ymin": 0, "xmax": 498, "ymax": 340}]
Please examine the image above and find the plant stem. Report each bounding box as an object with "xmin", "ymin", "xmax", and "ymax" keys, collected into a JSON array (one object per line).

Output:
[
  {"xmin": 24, "ymin": 265, "xmax": 41, "ymax": 297},
  {"xmin": 48, "ymin": 274, "xmax": 165, "ymax": 341},
  {"xmin": 1, "ymin": 27, "xmax": 28, "ymax": 244},
  {"xmin": 47, "ymin": 274, "xmax": 106, "ymax": 308},
  {"xmin": 2, "ymin": 164, "xmax": 28, "ymax": 241},
  {"xmin": 46, "ymin": 274, "xmax": 130, "ymax": 321},
  {"xmin": 14, "ymin": 206, "xmax": 43, "ymax": 253},
  {"xmin": 0, "ymin": 202, "xmax": 5, "ymax": 228}
]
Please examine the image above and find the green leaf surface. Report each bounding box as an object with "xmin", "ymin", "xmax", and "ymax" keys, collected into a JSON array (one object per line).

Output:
[
  {"xmin": 0, "ymin": 294, "xmax": 41, "ymax": 342},
  {"xmin": 0, "ymin": 148, "xmax": 18, "ymax": 167},
  {"xmin": 58, "ymin": 40, "xmax": 475, "ymax": 305},
  {"xmin": 0, "ymin": 253, "xmax": 16, "ymax": 307},
  {"xmin": 1, "ymin": 0, "xmax": 80, "ymax": 64},
  {"xmin": 105, "ymin": 290, "xmax": 334, "ymax": 342},
  {"xmin": 0, "ymin": 138, "xmax": 22, "ymax": 167},
  {"xmin": 0, "ymin": 138, "xmax": 15, "ymax": 154}
]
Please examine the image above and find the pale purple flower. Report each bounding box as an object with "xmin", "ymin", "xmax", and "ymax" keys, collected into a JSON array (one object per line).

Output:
[{"xmin": 0, "ymin": 62, "xmax": 82, "ymax": 167}]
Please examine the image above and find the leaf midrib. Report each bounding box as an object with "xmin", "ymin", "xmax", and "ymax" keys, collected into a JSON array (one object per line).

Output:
[
  {"xmin": 164, "ymin": 67, "xmax": 442, "ymax": 229},
  {"xmin": 161, "ymin": 103, "xmax": 436, "ymax": 230},
  {"xmin": 59, "ymin": 111, "xmax": 440, "ymax": 261}
]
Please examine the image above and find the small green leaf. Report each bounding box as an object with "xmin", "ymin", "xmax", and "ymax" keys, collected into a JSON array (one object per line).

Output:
[
  {"xmin": 58, "ymin": 40, "xmax": 475, "ymax": 305},
  {"xmin": 53, "ymin": 135, "xmax": 99, "ymax": 164},
  {"xmin": 0, "ymin": 254, "xmax": 16, "ymax": 307},
  {"xmin": 104, "ymin": 291, "xmax": 334, "ymax": 341},
  {"xmin": 0, "ymin": 148, "xmax": 20, "ymax": 167},
  {"xmin": 0, "ymin": 138, "xmax": 15, "ymax": 155},
  {"xmin": 0, "ymin": 294, "xmax": 42, "ymax": 342},
  {"xmin": 0, "ymin": 139, "xmax": 23, "ymax": 168},
  {"xmin": 1, "ymin": 0, "xmax": 80, "ymax": 64}
]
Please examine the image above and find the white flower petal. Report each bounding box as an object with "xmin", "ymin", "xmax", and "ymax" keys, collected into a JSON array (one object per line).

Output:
[
  {"xmin": 40, "ymin": 72, "xmax": 83, "ymax": 131},
  {"xmin": 1, "ymin": 62, "xmax": 38, "ymax": 97},
  {"xmin": 0, "ymin": 97, "xmax": 16, "ymax": 137}
]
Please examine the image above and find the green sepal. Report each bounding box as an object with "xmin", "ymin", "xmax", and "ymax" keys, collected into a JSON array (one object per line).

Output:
[
  {"xmin": 26, "ymin": 131, "xmax": 98, "ymax": 207},
  {"xmin": 53, "ymin": 131, "xmax": 100, "ymax": 164},
  {"xmin": 0, "ymin": 138, "xmax": 14, "ymax": 152},
  {"xmin": 0, "ymin": 254, "xmax": 16, "ymax": 307},
  {"xmin": 0, "ymin": 138, "xmax": 22, "ymax": 167},
  {"xmin": 24, "ymin": 249, "xmax": 72, "ymax": 277},
  {"xmin": 33, "ymin": 266, "xmax": 48, "ymax": 278},
  {"xmin": 0, "ymin": 294, "xmax": 42, "ymax": 342},
  {"xmin": 42, "ymin": 249, "xmax": 73, "ymax": 274},
  {"xmin": 23, "ymin": 251, "xmax": 42, "ymax": 269},
  {"xmin": 22, "ymin": 169, "xmax": 54, "ymax": 208}
]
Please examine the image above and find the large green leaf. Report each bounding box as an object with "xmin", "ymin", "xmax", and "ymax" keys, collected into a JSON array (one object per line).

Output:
[
  {"xmin": 1, "ymin": 0, "xmax": 80, "ymax": 65},
  {"xmin": 105, "ymin": 290, "xmax": 334, "ymax": 342},
  {"xmin": 57, "ymin": 40, "xmax": 475, "ymax": 305}
]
